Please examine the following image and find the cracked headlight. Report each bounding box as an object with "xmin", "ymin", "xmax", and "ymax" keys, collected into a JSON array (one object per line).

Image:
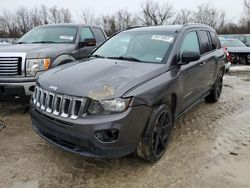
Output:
[
  {"xmin": 26, "ymin": 58, "xmax": 51, "ymax": 77},
  {"xmin": 88, "ymin": 98, "xmax": 132, "ymax": 115}
]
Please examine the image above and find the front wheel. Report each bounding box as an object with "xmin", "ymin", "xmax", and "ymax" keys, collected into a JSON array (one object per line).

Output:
[
  {"xmin": 136, "ymin": 105, "xmax": 173, "ymax": 162},
  {"xmin": 205, "ymin": 73, "xmax": 223, "ymax": 103}
]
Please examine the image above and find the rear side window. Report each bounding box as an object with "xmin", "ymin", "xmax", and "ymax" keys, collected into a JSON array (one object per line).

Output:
[
  {"xmin": 80, "ymin": 27, "xmax": 94, "ymax": 42},
  {"xmin": 92, "ymin": 28, "xmax": 106, "ymax": 43},
  {"xmin": 180, "ymin": 31, "xmax": 200, "ymax": 55},
  {"xmin": 199, "ymin": 31, "xmax": 212, "ymax": 54},
  {"xmin": 209, "ymin": 32, "xmax": 219, "ymax": 49}
]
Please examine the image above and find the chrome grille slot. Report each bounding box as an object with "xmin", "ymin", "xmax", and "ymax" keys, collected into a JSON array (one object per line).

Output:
[
  {"xmin": 53, "ymin": 96, "xmax": 62, "ymax": 116},
  {"xmin": 46, "ymin": 93, "xmax": 54, "ymax": 113},
  {"xmin": 36, "ymin": 89, "xmax": 42, "ymax": 107},
  {"xmin": 0, "ymin": 57, "xmax": 22, "ymax": 76},
  {"xmin": 32, "ymin": 87, "xmax": 38, "ymax": 104},
  {"xmin": 32, "ymin": 86, "xmax": 86, "ymax": 120},
  {"xmin": 61, "ymin": 98, "xmax": 72, "ymax": 118},
  {"xmin": 70, "ymin": 99, "xmax": 83, "ymax": 119},
  {"xmin": 41, "ymin": 92, "xmax": 48, "ymax": 111}
]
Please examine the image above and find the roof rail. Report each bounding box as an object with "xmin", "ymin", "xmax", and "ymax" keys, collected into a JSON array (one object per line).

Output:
[{"xmin": 125, "ymin": 26, "xmax": 146, "ymax": 30}]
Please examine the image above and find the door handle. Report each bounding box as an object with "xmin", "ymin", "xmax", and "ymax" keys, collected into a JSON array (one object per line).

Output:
[{"xmin": 199, "ymin": 61, "xmax": 206, "ymax": 66}]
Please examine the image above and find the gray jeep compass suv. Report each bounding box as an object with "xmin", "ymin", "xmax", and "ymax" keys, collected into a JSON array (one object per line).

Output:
[{"xmin": 30, "ymin": 24, "xmax": 225, "ymax": 162}]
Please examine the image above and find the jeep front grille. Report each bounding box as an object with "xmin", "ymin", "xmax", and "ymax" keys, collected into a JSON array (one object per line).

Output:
[
  {"xmin": 32, "ymin": 86, "xmax": 87, "ymax": 120},
  {"xmin": 0, "ymin": 57, "xmax": 22, "ymax": 76}
]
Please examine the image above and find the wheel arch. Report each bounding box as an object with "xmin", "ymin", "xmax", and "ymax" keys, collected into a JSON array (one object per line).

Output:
[
  {"xmin": 153, "ymin": 93, "xmax": 177, "ymax": 116},
  {"xmin": 50, "ymin": 54, "xmax": 76, "ymax": 68}
]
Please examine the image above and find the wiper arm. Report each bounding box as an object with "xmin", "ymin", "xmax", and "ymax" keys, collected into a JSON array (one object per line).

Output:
[
  {"xmin": 32, "ymin": 41, "xmax": 57, "ymax": 44},
  {"xmin": 90, "ymin": 54, "xmax": 106, "ymax": 59},
  {"xmin": 15, "ymin": 42, "xmax": 27, "ymax": 44},
  {"xmin": 107, "ymin": 56, "xmax": 142, "ymax": 62}
]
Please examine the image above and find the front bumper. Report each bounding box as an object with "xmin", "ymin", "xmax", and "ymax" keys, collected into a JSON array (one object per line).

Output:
[
  {"xmin": 0, "ymin": 81, "xmax": 35, "ymax": 97},
  {"xmin": 30, "ymin": 105, "xmax": 151, "ymax": 159}
]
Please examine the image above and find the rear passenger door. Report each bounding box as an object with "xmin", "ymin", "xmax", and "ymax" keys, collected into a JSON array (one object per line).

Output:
[{"xmin": 197, "ymin": 30, "xmax": 217, "ymax": 94}]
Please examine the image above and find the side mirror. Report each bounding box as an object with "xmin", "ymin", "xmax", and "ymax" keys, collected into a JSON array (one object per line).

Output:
[
  {"xmin": 181, "ymin": 51, "xmax": 201, "ymax": 65},
  {"xmin": 79, "ymin": 38, "xmax": 96, "ymax": 48}
]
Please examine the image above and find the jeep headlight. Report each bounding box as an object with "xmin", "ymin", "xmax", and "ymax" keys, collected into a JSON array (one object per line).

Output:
[
  {"xmin": 26, "ymin": 58, "xmax": 51, "ymax": 77},
  {"xmin": 88, "ymin": 98, "xmax": 132, "ymax": 115}
]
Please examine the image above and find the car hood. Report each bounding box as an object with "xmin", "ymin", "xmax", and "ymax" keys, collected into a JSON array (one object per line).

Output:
[
  {"xmin": 227, "ymin": 47, "xmax": 250, "ymax": 53},
  {"xmin": 0, "ymin": 43, "xmax": 75, "ymax": 58},
  {"xmin": 37, "ymin": 58, "xmax": 166, "ymax": 99}
]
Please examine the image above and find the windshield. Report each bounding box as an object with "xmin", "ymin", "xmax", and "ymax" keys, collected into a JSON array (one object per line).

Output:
[
  {"xmin": 92, "ymin": 31, "xmax": 175, "ymax": 64},
  {"xmin": 221, "ymin": 40, "xmax": 246, "ymax": 47},
  {"xmin": 17, "ymin": 26, "xmax": 78, "ymax": 44}
]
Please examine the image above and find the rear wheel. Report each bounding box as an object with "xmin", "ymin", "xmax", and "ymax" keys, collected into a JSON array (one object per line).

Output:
[
  {"xmin": 205, "ymin": 73, "xmax": 223, "ymax": 103},
  {"xmin": 136, "ymin": 105, "xmax": 173, "ymax": 162}
]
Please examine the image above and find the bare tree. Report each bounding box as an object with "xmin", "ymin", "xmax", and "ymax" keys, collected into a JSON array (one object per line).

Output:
[
  {"xmin": 116, "ymin": 9, "xmax": 139, "ymax": 29},
  {"xmin": 173, "ymin": 9, "xmax": 193, "ymax": 24},
  {"xmin": 192, "ymin": 3, "xmax": 226, "ymax": 30},
  {"xmin": 81, "ymin": 9, "xmax": 96, "ymax": 25},
  {"xmin": 15, "ymin": 7, "xmax": 31, "ymax": 34},
  {"xmin": 99, "ymin": 9, "xmax": 139, "ymax": 36},
  {"xmin": 30, "ymin": 7, "xmax": 42, "ymax": 27},
  {"xmin": 39, "ymin": 5, "xmax": 49, "ymax": 25},
  {"xmin": 58, "ymin": 8, "xmax": 72, "ymax": 23},
  {"xmin": 140, "ymin": 0, "xmax": 175, "ymax": 25},
  {"xmin": 240, "ymin": 0, "xmax": 250, "ymax": 30}
]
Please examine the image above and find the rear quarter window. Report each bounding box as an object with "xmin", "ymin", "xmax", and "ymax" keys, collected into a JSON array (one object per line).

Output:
[{"xmin": 209, "ymin": 32, "xmax": 219, "ymax": 49}]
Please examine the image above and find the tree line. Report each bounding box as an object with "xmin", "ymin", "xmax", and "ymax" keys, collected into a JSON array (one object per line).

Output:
[{"xmin": 1, "ymin": 0, "xmax": 250, "ymax": 38}]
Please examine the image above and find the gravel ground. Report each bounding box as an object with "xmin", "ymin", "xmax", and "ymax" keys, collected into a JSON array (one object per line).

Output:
[{"xmin": 0, "ymin": 66, "xmax": 250, "ymax": 188}]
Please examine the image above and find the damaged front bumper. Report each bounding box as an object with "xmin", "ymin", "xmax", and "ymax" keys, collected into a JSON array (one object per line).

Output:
[{"xmin": 30, "ymin": 104, "xmax": 151, "ymax": 159}]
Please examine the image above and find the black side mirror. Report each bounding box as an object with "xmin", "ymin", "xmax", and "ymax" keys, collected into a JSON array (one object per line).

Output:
[
  {"xmin": 181, "ymin": 51, "xmax": 201, "ymax": 65},
  {"xmin": 79, "ymin": 38, "xmax": 96, "ymax": 48}
]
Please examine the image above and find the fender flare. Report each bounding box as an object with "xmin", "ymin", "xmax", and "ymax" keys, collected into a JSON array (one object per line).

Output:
[{"xmin": 50, "ymin": 54, "xmax": 76, "ymax": 68}]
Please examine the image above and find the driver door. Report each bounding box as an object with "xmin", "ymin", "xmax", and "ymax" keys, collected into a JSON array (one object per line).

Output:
[{"xmin": 178, "ymin": 30, "xmax": 204, "ymax": 112}]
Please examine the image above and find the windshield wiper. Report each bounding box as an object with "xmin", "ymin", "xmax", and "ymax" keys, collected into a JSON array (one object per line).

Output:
[
  {"xmin": 32, "ymin": 41, "xmax": 57, "ymax": 44},
  {"xmin": 15, "ymin": 42, "xmax": 27, "ymax": 44},
  {"xmin": 90, "ymin": 54, "xmax": 106, "ymax": 59},
  {"xmin": 107, "ymin": 56, "xmax": 142, "ymax": 62}
]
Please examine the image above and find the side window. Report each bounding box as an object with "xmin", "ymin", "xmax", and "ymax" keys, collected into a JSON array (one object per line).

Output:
[
  {"xmin": 180, "ymin": 31, "xmax": 200, "ymax": 55},
  {"xmin": 92, "ymin": 28, "xmax": 106, "ymax": 43},
  {"xmin": 80, "ymin": 27, "xmax": 94, "ymax": 42},
  {"xmin": 199, "ymin": 30, "xmax": 212, "ymax": 54},
  {"xmin": 209, "ymin": 31, "xmax": 218, "ymax": 50}
]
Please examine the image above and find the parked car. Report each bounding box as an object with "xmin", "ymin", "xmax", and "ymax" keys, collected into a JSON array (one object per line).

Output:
[
  {"xmin": 0, "ymin": 24, "xmax": 107, "ymax": 98},
  {"xmin": 219, "ymin": 38, "xmax": 250, "ymax": 65},
  {"xmin": 219, "ymin": 34, "xmax": 250, "ymax": 46},
  {"xmin": 30, "ymin": 24, "xmax": 225, "ymax": 162}
]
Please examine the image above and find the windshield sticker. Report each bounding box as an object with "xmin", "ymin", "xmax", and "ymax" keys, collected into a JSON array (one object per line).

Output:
[
  {"xmin": 59, "ymin": 35, "xmax": 74, "ymax": 40},
  {"xmin": 156, "ymin": 57, "xmax": 162, "ymax": 61},
  {"xmin": 151, "ymin": 35, "xmax": 174, "ymax": 43}
]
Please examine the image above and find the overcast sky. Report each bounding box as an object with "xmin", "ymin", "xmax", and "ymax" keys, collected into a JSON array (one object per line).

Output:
[{"xmin": 0, "ymin": 0, "xmax": 244, "ymax": 23}]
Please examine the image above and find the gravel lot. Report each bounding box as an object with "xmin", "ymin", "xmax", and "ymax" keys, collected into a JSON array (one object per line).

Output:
[{"xmin": 0, "ymin": 66, "xmax": 250, "ymax": 188}]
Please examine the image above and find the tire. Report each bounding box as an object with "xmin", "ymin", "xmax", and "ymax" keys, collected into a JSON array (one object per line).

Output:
[
  {"xmin": 205, "ymin": 72, "xmax": 223, "ymax": 103},
  {"xmin": 136, "ymin": 104, "xmax": 173, "ymax": 162}
]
